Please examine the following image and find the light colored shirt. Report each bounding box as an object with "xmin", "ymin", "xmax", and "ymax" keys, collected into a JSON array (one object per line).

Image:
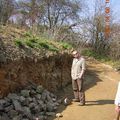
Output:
[
  {"xmin": 115, "ymin": 82, "xmax": 120, "ymax": 106},
  {"xmin": 71, "ymin": 57, "xmax": 85, "ymax": 80}
]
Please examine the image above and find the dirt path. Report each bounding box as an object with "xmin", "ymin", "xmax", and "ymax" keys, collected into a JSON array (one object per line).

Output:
[{"xmin": 51, "ymin": 59, "xmax": 120, "ymax": 120}]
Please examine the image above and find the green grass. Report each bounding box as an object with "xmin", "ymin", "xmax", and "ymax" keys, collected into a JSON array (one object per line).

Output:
[
  {"xmin": 82, "ymin": 49, "xmax": 110, "ymax": 61},
  {"xmin": 82, "ymin": 49, "xmax": 120, "ymax": 68},
  {"xmin": 47, "ymin": 45, "xmax": 59, "ymax": 52},
  {"xmin": 60, "ymin": 42, "xmax": 72, "ymax": 49},
  {"xmin": 23, "ymin": 31, "xmax": 32, "ymax": 37},
  {"xmin": 25, "ymin": 40, "xmax": 35, "ymax": 48},
  {"xmin": 14, "ymin": 39, "xmax": 24, "ymax": 47},
  {"xmin": 38, "ymin": 41, "xmax": 59, "ymax": 52},
  {"xmin": 14, "ymin": 34, "xmax": 72, "ymax": 52},
  {"xmin": 105, "ymin": 60, "xmax": 120, "ymax": 69}
]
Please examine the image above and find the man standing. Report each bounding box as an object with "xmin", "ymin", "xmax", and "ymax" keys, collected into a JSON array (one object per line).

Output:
[{"xmin": 71, "ymin": 50, "xmax": 86, "ymax": 106}]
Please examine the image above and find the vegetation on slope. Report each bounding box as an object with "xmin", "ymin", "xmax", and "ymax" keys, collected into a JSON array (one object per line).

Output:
[
  {"xmin": 82, "ymin": 49, "xmax": 120, "ymax": 69},
  {"xmin": 0, "ymin": 26, "xmax": 73, "ymax": 62}
]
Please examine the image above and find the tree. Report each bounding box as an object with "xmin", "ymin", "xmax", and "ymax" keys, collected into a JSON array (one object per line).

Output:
[
  {"xmin": 89, "ymin": 0, "xmax": 110, "ymax": 54},
  {"xmin": 17, "ymin": 0, "xmax": 44, "ymax": 27},
  {"xmin": 16, "ymin": 0, "xmax": 83, "ymax": 38},
  {"xmin": 110, "ymin": 23, "xmax": 120, "ymax": 60},
  {"xmin": 0, "ymin": 0, "xmax": 15, "ymax": 25},
  {"xmin": 42, "ymin": 0, "xmax": 82, "ymax": 30}
]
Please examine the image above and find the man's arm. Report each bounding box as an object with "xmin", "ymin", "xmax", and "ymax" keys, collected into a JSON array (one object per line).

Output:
[
  {"xmin": 78, "ymin": 58, "xmax": 86, "ymax": 79},
  {"xmin": 71, "ymin": 59, "xmax": 76, "ymax": 77}
]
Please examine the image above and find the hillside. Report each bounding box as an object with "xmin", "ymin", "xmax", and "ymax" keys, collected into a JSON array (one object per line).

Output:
[
  {"xmin": 0, "ymin": 26, "xmax": 73, "ymax": 98},
  {"xmin": 0, "ymin": 26, "xmax": 72, "ymax": 63}
]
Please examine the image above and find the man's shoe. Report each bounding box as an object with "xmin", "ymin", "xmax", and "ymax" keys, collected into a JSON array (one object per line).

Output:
[
  {"xmin": 78, "ymin": 103, "xmax": 85, "ymax": 106},
  {"xmin": 72, "ymin": 98, "xmax": 79, "ymax": 102}
]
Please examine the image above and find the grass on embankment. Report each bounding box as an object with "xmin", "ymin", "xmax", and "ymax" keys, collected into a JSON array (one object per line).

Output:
[
  {"xmin": 0, "ymin": 26, "xmax": 73, "ymax": 53},
  {"xmin": 82, "ymin": 49, "xmax": 120, "ymax": 69},
  {"xmin": 14, "ymin": 31, "xmax": 73, "ymax": 52}
]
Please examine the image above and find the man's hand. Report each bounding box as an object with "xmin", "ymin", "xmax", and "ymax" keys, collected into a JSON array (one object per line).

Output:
[{"xmin": 78, "ymin": 69, "xmax": 85, "ymax": 79}]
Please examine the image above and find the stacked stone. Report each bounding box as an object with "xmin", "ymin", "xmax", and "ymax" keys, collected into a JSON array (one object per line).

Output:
[{"xmin": 0, "ymin": 85, "xmax": 61, "ymax": 120}]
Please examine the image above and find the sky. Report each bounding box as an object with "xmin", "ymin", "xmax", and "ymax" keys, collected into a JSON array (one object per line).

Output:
[
  {"xmin": 111, "ymin": 0, "xmax": 120, "ymax": 22},
  {"xmin": 15, "ymin": 0, "xmax": 120, "ymax": 23},
  {"xmin": 87, "ymin": 0, "xmax": 120, "ymax": 23}
]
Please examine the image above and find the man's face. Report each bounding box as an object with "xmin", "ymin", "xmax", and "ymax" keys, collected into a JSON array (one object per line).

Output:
[{"xmin": 72, "ymin": 51, "xmax": 79, "ymax": 58}]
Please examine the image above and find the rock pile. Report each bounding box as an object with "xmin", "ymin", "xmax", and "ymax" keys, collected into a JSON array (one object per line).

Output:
[{"xmin": 0, "ymin": 85, "xmax": 61, "ymax": 120}]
